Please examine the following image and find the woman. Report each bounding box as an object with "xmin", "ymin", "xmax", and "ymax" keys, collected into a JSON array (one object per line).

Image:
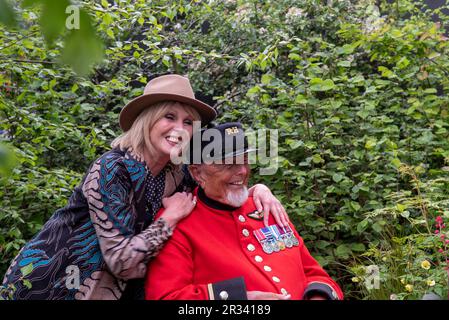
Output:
[{"xmin": 1, "ymin": 74, "xmax": 289, "ymax": 300}]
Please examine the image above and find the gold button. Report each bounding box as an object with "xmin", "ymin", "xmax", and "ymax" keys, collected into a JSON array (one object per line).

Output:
[
  {"xmin": 238, "ymin": 215, "xmax": 246, "ymax": 223},
  {"xmin": 242, "ymin": 229, "xmax": 249, "ymax": 237},
  {"xmin": 281, "ymin": 288, "xmax": 288, "ymax": 295},
  {"xmin": 247, "ymin": 244, "xmax": 255, "ymax": 251},
  {"xmin": 255, "ymin": 256, "xmax": 263, "ymax": 262},
  {"xmin": 219, "ymin": 291, "xmax": 229, "ymax": 300},
  {"xmin": 272, "ymin": 276, "xmax": 280, "ymax": 283},
  {"xmin": 264, "ymin": 266, "xmax": 272, "ymax": 272}
]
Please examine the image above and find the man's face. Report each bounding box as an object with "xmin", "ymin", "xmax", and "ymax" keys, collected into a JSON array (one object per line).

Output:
[{"xmin": 192, "ymin": 154, "xmax": 250, "ymax": 207}]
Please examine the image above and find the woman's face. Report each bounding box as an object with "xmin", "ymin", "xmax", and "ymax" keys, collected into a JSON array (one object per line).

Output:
[{"xmin": 149, "ymin": 102, "xmax": 196, "ymax": 159}]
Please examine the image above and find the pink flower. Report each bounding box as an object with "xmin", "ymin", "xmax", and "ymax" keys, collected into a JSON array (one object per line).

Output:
[
  {"xmin": 441, "ymin": 234, "xmax": 446, "ymax": 240},
  {"xmin": 436, "ymin": 216, "xmax": 443, "ymax": 224},
  {"xmin": 435, "ymin": 230, "xmax": 440, "ymax": 234},
  {"xmin": 439, "ymin": 249, "xmax": 444, "ymax": 253},
  {"xmin": 445, "ymin": 239, "xmax": 449, "ymax": 244}
]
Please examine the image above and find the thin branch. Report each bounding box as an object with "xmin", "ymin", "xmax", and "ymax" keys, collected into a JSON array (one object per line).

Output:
[
  {"xmin": 213, "ymin": 90, "xmax": 245, "ymax": 110},
  {"xmin": 0, "ymin": 58, "xmax": 56, "ymax": 65}
]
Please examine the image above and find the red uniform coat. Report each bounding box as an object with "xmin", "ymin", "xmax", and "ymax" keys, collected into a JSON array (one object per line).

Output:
[{"xmin": 145, "ymin": 188, "xmax": 343, "ymax": 300}]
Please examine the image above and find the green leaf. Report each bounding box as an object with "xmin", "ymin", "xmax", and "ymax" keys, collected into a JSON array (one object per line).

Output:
[
  {"xmin": 378, "ymin": 66, "xmax": 394, "ymax": 78},
  {"xmin": 288, "ymin": 53, "xmax": 300, "ymax": 61},
  {"xmin": 309, "ymin": 78, "xmax": 335, "ymax": 91},
  {"xmin": 396, "ymin": 57, "xmax": 410, "ymax": 69},
  {"xmin": 0, "ymin": 0, "xmax": 17, "ymax": 27},
  {"xmin": 336, "ymin": 44, "xmax": 355, "ymax": 55},
  {"xmin": 246, "ymin": 86, "xmax": 261, "ymax": 97},
  {"xmin": 61, "ymin": 10, "xmax": 104, "ymax": 75},
  {"xmin": 400, "ymin": 211, "xmax": 410, "ymax": 218},
  {"xmin": 312, "ymin": 154, "xmax": 324, "ymax": 164},
  {"xmin": 40, "ymin": 0, "xmax": 71, "ymax": 44},
  {"xmin": 336, "ymin": 245, "xmax": 351, "ymax": 259},
  {"xmin": 350, "ymin": 243, "xmax": 366, "ymax": 252},
  {"xmin": 372, "ymin": 222, "xmax": 383, "ymax": 233},
  {"xmin": 71, "ymin": 83, "xmax": 79, "ymax": 93},
  {"xmin": 391, "ymin": 158, "xmax": 401, "ymax": 168},
  {"xmin": 365, "ymin": 139, "xmax": 377, "ymax": 150},
  {"xmin": 288, "ymin": 140, "xmax": 304, "ymax": 150},
  {"xmin": 332, "ymin": 173, "xmax": 344, "ymax": 183},
  {"xmin": 294, "ymin": 94, "xmax": 308, "ymax": 104},
  {"xmin": 102, "ymin": 13, "xmax": 113, "ymax": 25},
  {"xmin": 357, "ymin": 220, "xmax": 369, "ymax": 233},
  {"xmin": 337, "ymin": 60, "xmax": 351, "ymax": 67},
  {"xmin": 261, "ymin": 74, "xmax": 274, "ymax": 85},
  {"xmin": 350, "ymin": 201, "xmax": 361, "ymax": 211}
]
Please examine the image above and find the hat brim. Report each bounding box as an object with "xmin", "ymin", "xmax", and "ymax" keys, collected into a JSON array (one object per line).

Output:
[
  {"xmin": 119, "ymin": 93, "xmax": 217, "ymax": 131},
  {"xmin": 205, "ymin": 148, "xmax": 258, "ymax": 163}
]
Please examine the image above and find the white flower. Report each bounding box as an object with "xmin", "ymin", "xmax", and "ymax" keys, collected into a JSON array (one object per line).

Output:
[
  {"xmin": 286, "ymin": 7, "xmax": 305, "ymax": 22},
  {"xmin": 235, "ymin": 5, "xmax": 251, "ymax": 23}
]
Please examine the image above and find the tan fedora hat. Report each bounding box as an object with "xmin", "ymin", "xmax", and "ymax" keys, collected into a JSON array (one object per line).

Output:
[{"xmin": 119, "ymin": 74, "xmax": 217, "ymax": 131}]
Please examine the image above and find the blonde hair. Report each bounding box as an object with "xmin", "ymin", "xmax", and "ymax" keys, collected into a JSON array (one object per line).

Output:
[{"xmin": 111, "ymin": 101, "xmax": 201, "ymax": 161}]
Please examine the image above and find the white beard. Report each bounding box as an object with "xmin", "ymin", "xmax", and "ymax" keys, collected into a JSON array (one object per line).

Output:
[{"xmin": 225, "ymin": 186, "xmax": 249, "ymax": 207}]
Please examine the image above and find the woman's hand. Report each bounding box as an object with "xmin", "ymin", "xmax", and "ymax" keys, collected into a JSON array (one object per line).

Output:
[
  {"xmin": 247, "ymin": 290, "xmax": 291, "ymax": 300},
  {"xmin": 159, "ymin": 192, "xmax": 197, "ymax": 228},
  {"xmin": 251, "ymin": 184, "xmax": 290, "ymax": 227}
]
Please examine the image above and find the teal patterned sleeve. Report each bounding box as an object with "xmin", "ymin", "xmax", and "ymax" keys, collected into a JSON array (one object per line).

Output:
[{"xmin": 82, "ymin": 152, "xmax": 173, "ymax": 280}]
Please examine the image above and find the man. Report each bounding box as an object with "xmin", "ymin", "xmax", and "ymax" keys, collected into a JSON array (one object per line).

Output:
[{"xmin": 144, "ymin": 122, "xmax": 343, "ymax": 300}]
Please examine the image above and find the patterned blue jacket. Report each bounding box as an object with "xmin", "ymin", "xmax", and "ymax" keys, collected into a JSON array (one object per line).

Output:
[{"xmin": 1, "ymin": 147, "xmax": 189, "ymax": 299}]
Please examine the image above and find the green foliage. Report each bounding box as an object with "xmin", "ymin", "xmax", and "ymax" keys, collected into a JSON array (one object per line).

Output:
[
  {"xmin": 1, "ymin": 0, "xmax": 104, "ymax": 75},
  {"xmin": 1, "ymin": 0, "xmax": 449, "ymax": 299}
]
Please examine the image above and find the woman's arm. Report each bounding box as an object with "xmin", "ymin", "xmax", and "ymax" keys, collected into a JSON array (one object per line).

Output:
[{"xmin": 82, "ymin": 154, "xmax": 172, "ymax": 280}]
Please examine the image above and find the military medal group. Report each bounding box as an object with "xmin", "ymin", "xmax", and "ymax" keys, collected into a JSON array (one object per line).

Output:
[{"xmin": 248, "ymin": 210, "xmax": 299, "ymax": 254}]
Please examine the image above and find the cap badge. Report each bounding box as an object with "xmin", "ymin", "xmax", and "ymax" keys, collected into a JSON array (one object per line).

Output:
[{"xmin": 225, "ymin": 127, "xmax": 240, "ymax": 135}]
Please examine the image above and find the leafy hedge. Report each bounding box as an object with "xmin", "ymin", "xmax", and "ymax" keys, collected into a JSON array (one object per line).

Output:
[{"xmin": 1, "ymin": 0, "xmax": 449, "ymax": 299}]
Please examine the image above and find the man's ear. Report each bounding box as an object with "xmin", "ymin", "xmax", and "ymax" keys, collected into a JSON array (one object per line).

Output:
[{"xmin": 188, "ymin": 165, "xmax": 202, "ymax": 185}]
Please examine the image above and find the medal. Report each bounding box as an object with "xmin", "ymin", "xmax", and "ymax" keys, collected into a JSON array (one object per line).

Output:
[
  {"xmin": 254, "ymin": 224, "xmax": 300, "ymax": 254},
  {"xmin": 278, "ymin": 240, "xmax": 286, "ymax": 250},
  {"xmin": 247, "ymin": 210, "xmax": 264, "ymax": 221},
  {"xmin": 261, "ymin": 227, "xmax": 278, "ymax": 253},
  {"xmin": 262, "ymin": 241, "xmax": 273, "ymax": 254},
  {"xmin": 285, "ymin": 225, "xmax": 300, "ymax": 246},
  {"xmin": 280, "ymin": 226, "xmax": 293, "ymax": 248},
  {"xmin": 254, "ymin": 229, "xmax": 273, "ymax": 254}
]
